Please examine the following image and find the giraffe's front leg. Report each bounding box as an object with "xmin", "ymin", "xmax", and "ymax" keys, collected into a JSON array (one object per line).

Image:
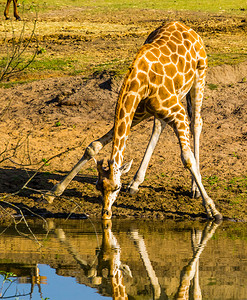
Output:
[
  {"xmin": 127, "ymin": 118, "xmax": 165, "ymax": 195},
  {"xmin": 43, "ymin": 128, "xmax": 114, "ymax": 203}
]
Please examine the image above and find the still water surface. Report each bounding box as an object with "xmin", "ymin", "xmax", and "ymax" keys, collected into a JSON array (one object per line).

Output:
[{"xmin": 0, "ymin": 218, "xmax": 246, "ymax": 300}]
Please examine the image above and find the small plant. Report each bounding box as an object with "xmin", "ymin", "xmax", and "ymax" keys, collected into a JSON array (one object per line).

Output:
[
  {"xmin": 42, "ymin": 158, "xmax": 50, "ymax": 166},
  {"xmin": 206, "ymin": 175, "xmax": 219, "ymax": 185},
  {"xmin": 55, "ymin": 121, "xmax": 61, "ymax": 127},
  {"xmin": 231, "ymin": 152, "xmax": 240, "ymax": 159},
  {"xmin": 37, "ymin": 46, "xmax": 47, "ymax": 54},
  {"xmin": 208, "ymin": 83, "xmax": 218, "ymax": 90}
]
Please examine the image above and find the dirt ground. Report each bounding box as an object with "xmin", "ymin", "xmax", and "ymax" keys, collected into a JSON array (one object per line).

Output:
[{"xmin": 0, "ymin": 9, "xmax": 246, "ymax": 222}]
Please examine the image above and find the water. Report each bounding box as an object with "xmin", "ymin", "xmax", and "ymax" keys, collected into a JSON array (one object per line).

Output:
[{"xmin": 0, "ymin": 218, "xmax": 246, "ymax": 300}]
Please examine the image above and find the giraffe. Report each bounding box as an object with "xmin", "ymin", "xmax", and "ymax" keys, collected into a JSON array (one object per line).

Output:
[
  {"xmin": 54, "ymin": 220, "xmax": 131, "ymax": 300},
  {"xmin": 131, "ymin": 221, "xmax": 220, "ymax": 300},
  {"xmin": 44, "ymin": 21, "xmax": 222, "ymax": 221},
  {"xmin": 4, "ymin": 0, "xmax": 20, "ymax": 20}
]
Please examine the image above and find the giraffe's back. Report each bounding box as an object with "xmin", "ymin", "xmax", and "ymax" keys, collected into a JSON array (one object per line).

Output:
[{"xmin": 127, "ymin": 21, "xmax": 207, "ymax": 120}]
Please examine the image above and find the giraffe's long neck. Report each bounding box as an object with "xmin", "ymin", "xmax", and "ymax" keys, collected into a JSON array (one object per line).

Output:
[{"xmin": 110, "ymin": 66, "xmax": 147, "ymax": 168}]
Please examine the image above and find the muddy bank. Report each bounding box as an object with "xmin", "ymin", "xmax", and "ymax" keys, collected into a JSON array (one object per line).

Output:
[{"xmin": 0, "ymin": 58, "xmax": 246, "ymax": 221}]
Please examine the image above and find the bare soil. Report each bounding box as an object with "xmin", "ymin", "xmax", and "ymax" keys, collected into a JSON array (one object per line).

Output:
[{"xmin": 0, "ymin": 9, "xmax": 246, "ymax": 221}]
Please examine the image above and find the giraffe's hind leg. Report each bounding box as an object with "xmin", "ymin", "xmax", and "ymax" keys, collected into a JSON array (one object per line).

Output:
[
  {"xmin": 171, "ymin": 108, "xmax": 222, "ymax": 220},
  {"xmin": 127, "ymin": 117, "xmax": 165, "ymax": 194},
  {"xmin": 188, "ymin": 68, "xmax": 206, "ymax": 199}
]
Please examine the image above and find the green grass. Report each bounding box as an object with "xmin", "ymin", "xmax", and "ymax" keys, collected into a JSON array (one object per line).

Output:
[
  {"xmin": 0, "ymin": 0, "xmax": 246, "ymax": 82},
  {"xmin": 37, "ymin": 0, "xmax": 247, "ymax": 14},
  {"xmin": 208, "ymin": 53, "xmax": 247, "ymax": 66}
]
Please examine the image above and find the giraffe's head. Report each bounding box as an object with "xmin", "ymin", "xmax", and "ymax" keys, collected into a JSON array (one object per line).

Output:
[{"xmin": 96, "ymin": 159, "xmax": 132, "ymax": 219}]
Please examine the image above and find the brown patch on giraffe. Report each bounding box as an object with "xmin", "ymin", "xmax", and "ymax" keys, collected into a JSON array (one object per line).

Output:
[
  {"xmin": 158, "ymin": 86, "xmax": 170, "ymax": 100},
  {"xmin": 125, "ymin": 95, "xmax": 135, "ymax": 113},
  {"xmin": 137, "ymin": 71, "xmax": 147, "ymax": 83},
  {"xmin": 119, "ymin": 108, "xmax": 125, "ymax": 119},
  {"xmin": 115, "ymin": 152, "xmax": 120, "ymax": 165},
  {"xmin": 152, "ymin": 47, "xmax": 161, "ymax": 58},
  {"xmin": 151, "ymin": 62, "xmax": 164, "ymax": 76},
  {"xmin": 159, "ymin": 53, "xmax": 169, "ymax": 65},
  {"xmin": 129, "ymin": 79, "xmax": 139, "ymax": 93},
  {"xmin": 170, "ymin": 104, "xmax": 181, "ymax": 113},
  {"xmin": 165, "ymin": 63, "xmax": 177, "ymax": 78},
  {"xmin": 118, "ymin": 121, "xmax": 126, "ymax": 137},
  {"xmin": 155, "ymin": 39, "xmax": 166, "ymax": 47},
  {"xmin": 177, "ymin": 56, "xmax": 186, "ymax": 73},
  {"xmin": 167, "ymin": 23, "xmax": 177, "ymax": 33},
  {"xmin": 190, "ymin": 29, "xmax": 198, "ymax": 40},
  {"xmin": 171, "ymin": 53, "xmax": 179, "ymax": 65},
  {"xmin": 138, "ymin": 58, "xmax": 149, "ymax": 73},
  {"xmin": 178, "ymin": 45, "xmax": 186, "ymax": 56},
  {"xmin": 176, "ymin": 113, "xmax": 185, "ymax": 121},
  {"xmin": 177, "ymin": 122, "xmax": 186, "ymax": 130},
  {"xmin": 174, "ymin": 73, "xmax": 184, "ymax": 91},
  {"xmin": 164, "ymin": 76, "xmax": 174, "ymax": 94},
  {"xmin": 184, "ymin": 39, "xmax": 192, "ymax": 50},
  {"xmin": 182, "ymin": 31, "xmax": 190, "ymax": 40},
  {"xmin": 191, "ymin": 59, "xmax": 196, "ymax": 70},
  {"xmin": 170, "ymin": 34, "xmax": 182, "ymax": 45},
  {"xmin": 186, "ymin": 51, "xmax": 192, "ymax": 62},
  {"xmin": 167, "ymin": 41, "xmax": 177, "ymax": 53},
  {"xmin": 146, "ymin": 51, "xmax": 157, "ymax": 63},
  {"xmin": 172, "ymin": 30, "xmax": 183, "ymax": 41},
  {"xmin": 187, "ymin": 69, "xmax": 194, "ymax": 80},
  {"xmin": 165, "ymin": 96, "xmax": 177, "ymax": 108},
  {"xmin": 184, "ymin": 62, "xmax": 191, "ymax": 73},
  {"xmin": 149, "ymin": 70, "xmax": 163, "ymax": 85}
]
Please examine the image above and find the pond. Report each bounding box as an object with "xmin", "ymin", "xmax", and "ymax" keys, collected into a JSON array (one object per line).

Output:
[{"xmin": 0, "ymin": 218, "xmax": 246, "ymax": 300}]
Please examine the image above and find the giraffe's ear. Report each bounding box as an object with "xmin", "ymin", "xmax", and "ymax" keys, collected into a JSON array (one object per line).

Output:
[{"xmin": 119, "ymin": 160, "xmax": 133, "ymax": 175}]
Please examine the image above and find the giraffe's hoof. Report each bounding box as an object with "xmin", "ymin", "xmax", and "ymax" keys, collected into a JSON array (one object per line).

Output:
[
  {"xmin": 214, "ymin": 213, "xmax": 223, "ymax": 223},
  {"xmin": 41, "ymin": 192, "xmax": 55, "ymax": 204},
  {"xmin": 191, "ymin": 189, "xmax": 201, "ymax": 199},
  {"xmin": 128, "ymin": 186, "xmax": 139, "ymax": 195}
]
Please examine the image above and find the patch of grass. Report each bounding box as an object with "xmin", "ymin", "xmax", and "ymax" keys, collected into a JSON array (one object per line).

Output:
[
  {"xmin": 29, "ymin": 57, "xmax": 79, "ymax": 72},
  {"xmin": 39, "ymin": 0, "xmax": 247, "ymax": 14},
  {"xmin": 208, "ymin": 83, "xmax": 218, "ymax": 90},
  {"xmin": 55, "ymin": 121, "xmax": 61, "ymax": 127},
  {"xmin": 208, "ymin": 53, "xmax": 247, "ymax": 67}
]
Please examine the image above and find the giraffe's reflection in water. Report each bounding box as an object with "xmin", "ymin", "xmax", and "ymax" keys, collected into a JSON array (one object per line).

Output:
[
  {"xmin": 52, "ymin": 220, "xmax": 220, "ymax": 300},
  {"xmin": 53, "ymin": 220, "xmax": 132, "ymax": 300}
]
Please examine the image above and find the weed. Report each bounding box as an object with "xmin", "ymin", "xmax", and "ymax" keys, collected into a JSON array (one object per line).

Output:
[
  {"xmin": 55, "ymin": 121, "xmax": 61, "ymax": 127},
  {"xmin": 42, "ymin": 158, "xmax": 50, "ymax": 166},
  {"xmin": 206, "ymin": 175, "xmax": 219, "ymax": 185},
  {"xmin": 208, "ymin": 83, "xmax": 218, "ymax": 90},
  {"xmin": 231, "ymin": 152, "xmax": 240, "ymax": 159}
]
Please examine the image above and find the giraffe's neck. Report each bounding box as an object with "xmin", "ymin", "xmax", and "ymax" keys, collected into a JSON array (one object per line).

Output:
[{"xmin": 110, "ymin": 67, "xmax": 147, "ymax": 168}]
